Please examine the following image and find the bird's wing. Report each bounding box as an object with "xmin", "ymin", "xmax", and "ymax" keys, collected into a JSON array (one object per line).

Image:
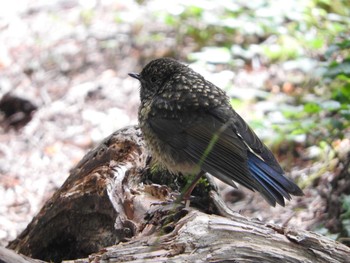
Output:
[
  {"xmin": 148, "ymin": 113, "xmax": 261, "ymax": 191},
  {"xmin": 149, "ymin": 107, "xmax": 303, "ymax": 206},
  {"xmin": 230, "ymin": 110, "xmax": 284, "ymax": 174},
  {"xmin": 215, "ymin": 108, "xmax": 304, "ymax": 203}
]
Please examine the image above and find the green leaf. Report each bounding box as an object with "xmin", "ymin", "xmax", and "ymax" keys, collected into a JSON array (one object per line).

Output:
[
  {"xmin": 230, "ymin": 98, "xmax": 243, "ymax": 109},
  {"xmin": 332, "ymin": 85, "xmax": 350, "ymax": 103},
  {"xmin": 338, "ymin": 39, "xmax": 350, "ymax": 50},
  {"xmin": 164, "ymin": 15, "xmax": 177, "ymax": 26},
  {"xmin": 291, "ymin": 128, "xmax": 306, "ymax": 135},
  {"xmin": 325, "ymin": 61, "xmax": 350, "ymax": 78},
  {"xmin": 307, "ymin": 38, "xmax": 324, "ymax": 50},
  {"xmin": 304, "ymin": 103, "xmax": 322, "ymax": 113}
]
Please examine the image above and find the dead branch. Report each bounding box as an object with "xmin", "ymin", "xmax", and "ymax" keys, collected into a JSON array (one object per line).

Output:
[{"xmin": 5, "ymin": 125, "xmax": 350, "ymax": 263}]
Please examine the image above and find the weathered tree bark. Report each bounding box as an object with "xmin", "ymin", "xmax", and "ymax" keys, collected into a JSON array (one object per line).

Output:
[
  {"xmin": 325, "ymin": 158, "xmax": 350, "ymax": 246},
  {"xmin": 5, "ymin": 126, "xmax": 350, "ymax": 263},
  {"xmin": 0, "ymin": 247, "xmax": 45, "ymax": 263}
]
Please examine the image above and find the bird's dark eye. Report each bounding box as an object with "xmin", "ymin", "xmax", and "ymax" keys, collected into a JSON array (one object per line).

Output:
[{"xmin": 150, "ymin": 77, "xmax": 157, "ymax": 83}]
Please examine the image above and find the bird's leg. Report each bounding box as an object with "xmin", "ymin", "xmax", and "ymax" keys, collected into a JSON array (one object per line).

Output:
[{"xmin": 182, "ymin": 170, "xmax": 206, "ymax": 208}]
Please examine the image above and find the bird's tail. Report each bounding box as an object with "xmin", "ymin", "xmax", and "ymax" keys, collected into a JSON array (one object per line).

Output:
[{"xmin": 247, "ymin": 152, "xmax": 303, "ymax": 206}]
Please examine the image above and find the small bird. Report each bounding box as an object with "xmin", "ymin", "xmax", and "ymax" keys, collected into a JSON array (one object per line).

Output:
[{"xmin": 129, "ymin": 58, "xmax": 303, "ymax": 206}]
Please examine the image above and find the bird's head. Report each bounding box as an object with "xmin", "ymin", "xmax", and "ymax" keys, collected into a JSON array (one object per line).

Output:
[{"xmin": 129, "ymin": 58, "xmax": 186, "ymax": 100}]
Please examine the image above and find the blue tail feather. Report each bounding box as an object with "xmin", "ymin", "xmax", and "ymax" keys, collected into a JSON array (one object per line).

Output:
[{"xmin": 247, "ymin": 152, "xmax": 300, "ymax": 206}]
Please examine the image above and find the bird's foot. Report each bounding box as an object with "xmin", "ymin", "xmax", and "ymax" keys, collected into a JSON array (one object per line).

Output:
[{"xmin": 145, "ymin": 200, "xmax": 189, "ymax": 234}]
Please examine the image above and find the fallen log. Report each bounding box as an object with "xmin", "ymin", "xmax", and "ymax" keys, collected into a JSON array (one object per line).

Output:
[{"xmin": 6, "ymin": 126, "xmax": 350, "ymax": 262}]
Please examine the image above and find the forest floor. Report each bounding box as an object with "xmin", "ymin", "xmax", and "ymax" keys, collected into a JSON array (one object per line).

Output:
[{"xmin": 0, "ymin": 0, "xmax": 349, "ymax": 248}]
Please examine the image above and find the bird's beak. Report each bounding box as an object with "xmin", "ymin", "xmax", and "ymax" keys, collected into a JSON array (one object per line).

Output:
[{"xmin": 128, "ymin": 72, "xmax": 141, "ymax": 80}]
